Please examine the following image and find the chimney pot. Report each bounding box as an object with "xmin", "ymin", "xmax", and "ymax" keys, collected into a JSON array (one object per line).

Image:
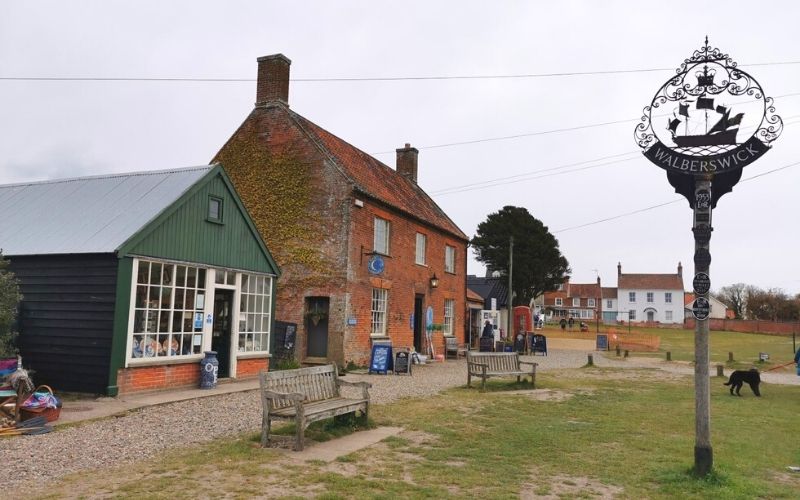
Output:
[
  {"xmin": 396, "ymin": 143, "xmax": 419, "ymax": 184},
  {"xmin": 256, "ymin": 54, "xmax": 291, "ymax": 106}
]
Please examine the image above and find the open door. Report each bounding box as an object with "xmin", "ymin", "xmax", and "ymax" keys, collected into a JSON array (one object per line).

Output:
[
  {"xmin": 211, "ymin": 289, "xmax": 233, "ymax": 378},
  {"xmin": 305, "ymin": 297, "xmax": 329, "ymax": 358}
]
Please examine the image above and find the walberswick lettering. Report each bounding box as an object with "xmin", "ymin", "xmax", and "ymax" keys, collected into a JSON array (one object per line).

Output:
[{"xmin": 644, "ymin": 136, "xmax": 768, "ymax": 176}]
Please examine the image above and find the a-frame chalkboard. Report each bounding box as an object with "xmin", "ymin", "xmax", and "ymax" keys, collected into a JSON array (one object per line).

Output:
[{"xmin": 368, "ymin": 344, "xmax": 393, "ymax": 374}]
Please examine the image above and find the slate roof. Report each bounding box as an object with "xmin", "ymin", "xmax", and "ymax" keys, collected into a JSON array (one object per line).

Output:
[
  {"xmin": 0, "ymin": 166, "xmax": 212, "ymax": 256},
  {"xmin": 466, "ymin": 288, "xmax": 484, "ymax": 304},
  {"xmin": 601, "ymin": 287, "xmax": 618, "ymax": 299},
  {"xmin": 290, "ymin": 111, "xmax": 467, "ymax": 241},
  {"xmin": 618, "ymin": 273, "xmax": 684, "ymax": 290},
  {"xmin": 467, "ymin": 275, "xmax": 508, "ymax": 307}
]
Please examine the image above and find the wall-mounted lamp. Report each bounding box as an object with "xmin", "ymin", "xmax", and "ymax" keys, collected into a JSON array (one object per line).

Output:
[{"xmin": 429, "ymin": 273, "xmax": 440, "ymax": 289}]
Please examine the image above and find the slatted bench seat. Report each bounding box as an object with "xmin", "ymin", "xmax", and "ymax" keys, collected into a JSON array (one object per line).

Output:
[
  {"xmin": 466, "ymin": 352, "xmax": 537, "ymax": 390},
  {"xmin": 259, "ymin": 364, "xmax": 371, "ymax": 451}
]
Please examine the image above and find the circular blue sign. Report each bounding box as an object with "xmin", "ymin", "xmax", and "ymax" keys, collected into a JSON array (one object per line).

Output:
[{"xmin": 367, "ymin": 255, "xmax": 384, "ymax": 274}]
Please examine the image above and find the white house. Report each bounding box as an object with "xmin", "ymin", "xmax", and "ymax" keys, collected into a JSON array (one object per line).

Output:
[
  {"xmin": 616, "ymin": 262, "xmax": 685, "ymax": 324},
  {"xmin": 601, "ymin": 287, "xmax": 618, "ymax": 324}
]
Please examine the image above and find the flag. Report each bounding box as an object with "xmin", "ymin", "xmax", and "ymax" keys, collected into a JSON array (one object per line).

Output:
[
  {"xmin": 728, "ymin": 113, "xmax": 744, "ymax": 126},
  {"xmin": 678, "ymin": 103, "xmax": 689, "ymax": 117},
  {"xmin": 716, "ymin": 105, "xmax": 727, "ymax": 115},
  {"xmin": 697, "ymin": 97, "xmax": 714, "ymax": 110}
]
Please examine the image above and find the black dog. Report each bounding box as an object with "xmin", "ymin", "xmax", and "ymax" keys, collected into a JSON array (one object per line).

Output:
[{"xmin": 723, "ymin": 369, "xmax": 761, "ymax": 397}]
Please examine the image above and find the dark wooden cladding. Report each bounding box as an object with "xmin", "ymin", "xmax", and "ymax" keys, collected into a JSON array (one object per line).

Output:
[{"xmin": 10, "ymin": 253, "xmax": 118, "ymax": 394}]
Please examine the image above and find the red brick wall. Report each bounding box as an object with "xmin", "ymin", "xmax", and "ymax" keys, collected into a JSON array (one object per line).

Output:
[
  {"xmin": 345, "ymin": 201, "xmax": 467, "ymax": 365},
  {"xmin": 685, "ymin": 317, "xmax": 800, "ymax": 335},
  {"xmin": 116, "ymin": 357, "xmax": 269, "ymax": 394}
]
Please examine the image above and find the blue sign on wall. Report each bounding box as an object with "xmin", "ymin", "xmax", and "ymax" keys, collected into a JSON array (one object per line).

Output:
[{"xmin": 426, "ymin": 306, "xmax": 434, "ymax": 329}]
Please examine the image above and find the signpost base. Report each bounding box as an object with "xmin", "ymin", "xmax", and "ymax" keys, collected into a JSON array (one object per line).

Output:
[{"xmin": 694, "ymin": 445, "xmax": 713, "ymax": 476}]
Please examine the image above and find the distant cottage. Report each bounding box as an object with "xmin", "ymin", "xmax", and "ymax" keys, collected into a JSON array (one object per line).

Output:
[
  {"xmin": 213, "ymin": 54, "xmax": 468, "ymax": 366},
  {"xmin": 0, "ymin": 166, "xmax": 280, "ymax": 394}
]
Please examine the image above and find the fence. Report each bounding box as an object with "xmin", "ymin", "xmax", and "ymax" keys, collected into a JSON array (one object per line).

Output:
[
  {"xmin": 607, "ymin": 328, "xmax": 660, "ymax": 352},
  {"xmin": 684, "ymin": 318, "xmax": 800, "ymax": 336}
]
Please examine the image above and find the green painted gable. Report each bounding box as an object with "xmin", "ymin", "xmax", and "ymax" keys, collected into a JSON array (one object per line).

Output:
[{"xmin": 117, "ymin": 165, "xmax": 280, "ymax": 276}]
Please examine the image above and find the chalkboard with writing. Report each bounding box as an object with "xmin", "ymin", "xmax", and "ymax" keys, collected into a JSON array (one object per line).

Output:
[
  {"xmin": 596, "ymin": 334, "xmax": 608, "ymax": 351},
  {"xmin": 369, "ymin": 344, "xmax": 392, "ymax": 374},
  {"xmin": 394, "ymin": 350, "xmax": 412, "ymax": 375}
]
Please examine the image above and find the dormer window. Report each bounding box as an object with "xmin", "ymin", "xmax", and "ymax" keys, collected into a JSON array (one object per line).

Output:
[{"xmin": 208, "ymin": 196, "xmax": 223, "ymax": 223}]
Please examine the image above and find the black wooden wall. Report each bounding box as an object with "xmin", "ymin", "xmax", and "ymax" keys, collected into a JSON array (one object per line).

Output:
[{"xmin": 10, "ymin": 253, "xmax": 118, "ymax": 394}]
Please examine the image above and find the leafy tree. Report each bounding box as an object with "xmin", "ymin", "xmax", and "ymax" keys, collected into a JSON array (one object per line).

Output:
[
  {"xmin": 716, "ymin": 283, "xmax": 747, "ymax": 319},
  {"xmin": 471, "ymin": 206, "xmax": 570, "ymax": 306},
  {"xmin": 0, "ymin": 253, "xmax": 22, "ymax": 357}
]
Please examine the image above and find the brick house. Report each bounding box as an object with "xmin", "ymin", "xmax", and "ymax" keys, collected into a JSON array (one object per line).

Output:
[
  {"xmin": 542, "ymin": 277, "xmax": 602, "ymax": 323},
  {"xmin": 213, "ymin": 54, "xmax": 468, "ymax": 366}
]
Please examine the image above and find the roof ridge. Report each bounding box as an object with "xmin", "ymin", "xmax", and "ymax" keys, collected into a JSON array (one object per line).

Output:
[{"xmin": 0, "ymin": 165, "xmax": 212, "ymax": 189}]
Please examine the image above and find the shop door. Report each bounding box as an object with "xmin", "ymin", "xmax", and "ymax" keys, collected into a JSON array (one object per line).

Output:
[
  {"xmin": 413, "ymin": 295, "xmax": 424, "ymax": 352},
  {"xmin": 212, "ymin": 289, "xmax": 233, "ymax": 378},
  {"xmin": 306, "ymin": 297, "xmax": 329, "ymax": 358}
]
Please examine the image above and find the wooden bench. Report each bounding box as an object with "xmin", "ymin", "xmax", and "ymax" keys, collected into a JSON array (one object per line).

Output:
[
  {"xmin": 444, "ymin": 337, "xmax": 468, "ymax": 360},
  {"xmin": 466, "ymin": 352, "xmax": 537, "ymax": 390},
  {"xmin": 259, "ymin": 364, "xmax": 371, "ymax": 451}
]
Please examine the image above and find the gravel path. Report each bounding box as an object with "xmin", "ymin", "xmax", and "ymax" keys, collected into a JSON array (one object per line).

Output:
[{"xmin": 1, "ymin": 350, "xmax": 797, "ymax": 492}]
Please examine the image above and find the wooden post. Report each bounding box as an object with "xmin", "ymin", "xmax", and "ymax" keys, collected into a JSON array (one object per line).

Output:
[
  {"xmin": 728, "ymin": 351, "xmax": 734, "ymax": 362},
  {"xmin": 616, "ymin": 346, "xmax": 621, "ymax": 357},
  {"xmin": 587, "ymin": 354, "xmax": 594, "ymax": 366},
  {"xmin": 624, "ymin": 350, "xmax": 629, "ymax": 358},
  {"xmin": 666, "ymin": 351, "xmax": 672, "ymax": 362},
  {"xmin": 693, "ymin": 177, "xmax": 713, "ymax": 476},
  {"xmin": 716, "ymin": 365, "xmax": 724, "ymax": 377}
]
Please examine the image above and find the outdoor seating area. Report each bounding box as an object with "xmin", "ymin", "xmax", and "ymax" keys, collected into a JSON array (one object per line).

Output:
[
  {"xmin": 466, "ymin": 351, "xmax": 538, "ymax": 390},
  {"xmin": 259, "ymin": 364, "xmax": 371, "ymax": 451}
]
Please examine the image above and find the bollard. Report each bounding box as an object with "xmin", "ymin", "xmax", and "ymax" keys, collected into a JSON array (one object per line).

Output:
[
  {"xmin": 666, "ymin": 351, "xmax": 672, "ymax": 361},
  {"xmin": 616, "ymin": 346, "xmax": 621, "ymax": 356},
  {"xmin": 728, "ymin": 352, "xmax": 734, "ymax": 362},
  {"xmin": 716, "ymin": 364, "xmax": 724, "ymax": 377},
  {"xmin": 624, "ymin": 350, "xmax": 629, "ymax": 358},
  {"xmin": 587, "ymin": 354, "xmax": 594, "ymax": 366}
]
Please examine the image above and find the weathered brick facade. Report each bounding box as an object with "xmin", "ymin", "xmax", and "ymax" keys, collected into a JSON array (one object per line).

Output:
[
  {"xmin": 213, "ymin": 54, "xmax": 468, "ymax": 366},
  {"xmin": 116, "ymin": 358, "xmax": 268, "ymax": 394}
]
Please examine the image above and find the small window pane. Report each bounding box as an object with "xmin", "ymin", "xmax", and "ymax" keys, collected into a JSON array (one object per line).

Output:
[
  {"xmin": 176, "ymin": 266, "xmax": 187, "ymax": 287},
  {"xmin": 151, "ymin": 263, "xmax": 162, "ymax": 285},
  {"xmin": 197, "ymin": 269, "xmax": 206, "ymax": 289},
  {"xmin": 137, "ymin": 262, "xmax": 149, "ymax": 284}
]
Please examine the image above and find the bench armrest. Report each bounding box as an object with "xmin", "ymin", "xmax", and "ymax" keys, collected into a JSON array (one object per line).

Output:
[
  {"xmin": 467, "ymin": 362, "xmax": 488, "ymax": 376},
  {"xmin": 338, "ymin": 379, "xmax": 372, "ymax": 400},
  {"xmin": 519, "ymin": 361, "xmax": 538, "ymax": 369}
]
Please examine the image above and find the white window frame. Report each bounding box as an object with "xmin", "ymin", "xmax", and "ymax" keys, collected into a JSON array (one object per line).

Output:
[
  {"xmin": 665, "ymin": 292, "xmax": 672, "ymax": 303},
  {"xmin": 128, "ymin": 259, "xmax": 209, "ymax": 364},
  {"xmin": 237, "ymin": 273, "xmax": 273, "ymax": 353},
  {"xmin": 555, "ymin": 298, "xmax": 563, "ymax": 306},
  {"xmin": 371, "ymin": 288, "xmax": 388, "ymax": 335},
  {"xmin": 415, "ymin": 233, "xmax": 427, "ymax": 266},
  {"xmin": 572, "ymin": 297, "xmax": 580, "ymax": 307},
  {"xmin": 665, "ymin": 310, "xmax": 673, "ymax": 321},
  {"xmin": 606, "ymin": 299, "xmax": 613, "ymax": 309},
  {"xmin": 588, "ymin": 298, "xmax": 595, "ymax": 307},
  {"xmin": 629, "ymin": 310, "xmax": 636, "ymax": 320},
  {"xmin": 444, "ymin": 245, "xmax": 456, "ymax": 273},
  {"xmin": 647, "ymin": 292, "xmax": 654, "ymax": 303},
  {"xmin": 629, "ymin": 292, "xmax": 636, "ymax": 303},
  {"xmin": 443, "ymin": 299, "xmax": 454, "ymax": 336},
  {"xmin": 373, "ymin": 217, "xmax": 390, "ymax": 255}
]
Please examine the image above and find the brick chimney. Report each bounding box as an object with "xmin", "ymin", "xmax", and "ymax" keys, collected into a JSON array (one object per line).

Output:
[
  {"xmin": 396, "ymin": 143, "xmax": 418, "ymax": 183},
  {"xmin": 677, "ymin": 261, "xmax": 683, "ymax": 278},
  {"xmin": 256, "ymin": 54, "xmax": 291, "ymax": 106},
  {"xmin": 617, "ymin": 262, "xmax": 622, "ymax": 276}
]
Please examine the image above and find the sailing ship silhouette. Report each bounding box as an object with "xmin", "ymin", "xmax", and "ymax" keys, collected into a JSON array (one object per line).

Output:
[{"xmin": 667, "ymin": 66, "xmax": 744, "ymax": 148}]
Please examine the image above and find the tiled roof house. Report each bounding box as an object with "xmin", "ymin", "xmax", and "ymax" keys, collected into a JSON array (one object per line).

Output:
[
  {"xmin": 617, "ymin": 262, "xmax": 684, "ymax": 324},
  {"xmin": 542, "ymin": 277, "xmax": 602, "ymax": 321},
  {"xmin": 213, "ymin": 54, "xmax": 468, "ymax": 366}
]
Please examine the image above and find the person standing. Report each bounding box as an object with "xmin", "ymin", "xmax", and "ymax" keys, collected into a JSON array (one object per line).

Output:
[
  {"xmin": 568, "ymin": 316, "xmax": 575, "ymax": 331},
  {"xmin": 482, "ymin": 320, "xmax": 494, "ymax": 338},
  {"xmin": 795, "ymin": 348, "xmax": 800, "ymax": 376}
]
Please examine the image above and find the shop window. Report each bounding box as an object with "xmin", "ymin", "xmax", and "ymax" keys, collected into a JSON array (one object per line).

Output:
[
  {"xmin": 131, "ymin": 260, "xmax": 206, "ymax": 360},
  {"xmin": 238, "ymin": 274, "xmax": 273, "ymax": 352}
]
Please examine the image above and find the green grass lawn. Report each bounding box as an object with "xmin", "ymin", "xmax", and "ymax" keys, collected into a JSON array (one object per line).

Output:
[
  {"xmin": 545, "ymin": 324, "xmax": 798, "ymax": 370},
  {"xmin": 36, "ymin": 367, "xmax": 800, "ymax": 499}
]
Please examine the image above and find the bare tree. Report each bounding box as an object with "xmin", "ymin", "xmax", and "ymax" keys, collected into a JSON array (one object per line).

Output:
[{"xmin": 716, "ymin": 283, "xmax": 747, "ymax": 319}]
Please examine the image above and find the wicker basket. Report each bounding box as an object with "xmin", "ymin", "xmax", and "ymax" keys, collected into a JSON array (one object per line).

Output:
[{"xmin": 20, "ymin": 385, "xmax": 61, "ymax": 423}]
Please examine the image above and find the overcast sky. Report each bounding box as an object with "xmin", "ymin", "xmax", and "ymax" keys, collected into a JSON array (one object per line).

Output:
[{"xmin": 2, "ymin": 1, "xmax": 799, "ymax": 295}]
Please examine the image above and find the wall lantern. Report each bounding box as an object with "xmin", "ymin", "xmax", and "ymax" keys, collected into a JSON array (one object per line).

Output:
[{"xmin": 429, "ymin": 273, "xmax": 440, "ymax": 289}]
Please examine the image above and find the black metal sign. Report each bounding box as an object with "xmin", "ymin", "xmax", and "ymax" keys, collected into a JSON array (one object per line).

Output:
[
  {"xmin": 692, "ymin": 297, "xmax": 710, "ymax": 320},
  {"xmin": 694, "ymin": 248, "xmax": 711, "ymax": 268},
  {"xmin": 693, "ymin": 272, "xmax": 711, "ymax": 295},
  {"xmin": 635, "ymin": 38, "xmax": 782, "ymax": 207}
]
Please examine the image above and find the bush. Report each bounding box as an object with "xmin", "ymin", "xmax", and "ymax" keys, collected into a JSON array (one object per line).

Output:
[
  {"xmin": 272, "ymin": 358, "xmax": 300, "ymax": 371},
  {"xmin": 0, "ymin": 253, "xmax": 21, "ymax": 358}
]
